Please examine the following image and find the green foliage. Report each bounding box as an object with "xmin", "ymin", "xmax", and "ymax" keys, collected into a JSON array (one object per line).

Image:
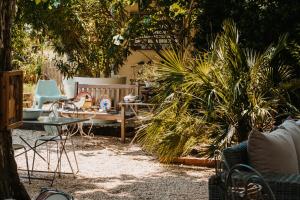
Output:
[
  {"xmin": 14, "ymin": 0, "xmax": 300, "ymax": 79},
  {"xmin": 14, "ymin": 0, "xmax": 202, "ymax": 77},
  {"xmin": 135, "ymin": 20, "xmax": 300, "ymax": 162},
  {"xmin": 135, "ymin": 62, "xmax": 158, "ymax": 82},
  {"xmin": 289, "ymin": 26, "xmax": 300, "ymax": 67},
  {"xmin": 196, "ymin": 0, "xmax": 300, "ymax": 50},
  {"xmin": 11, "ymin": 24, "xmax": 45, "ymax": 83},
  {"xmin": 23, "ymin": 83, "xmax": 35, "ymax": 94},
  {"xmin": 16, "ymin": 0, "xmax": 133, "ymax": 77},
  {"xmin": 128, "ymin": 0, "xmax": 200, "ymax": 52}
]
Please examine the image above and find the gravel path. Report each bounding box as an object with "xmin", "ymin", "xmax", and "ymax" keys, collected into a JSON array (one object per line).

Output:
[{"xmin": 13, "ymin": 130, "xmax": 214, "ymax": 200}]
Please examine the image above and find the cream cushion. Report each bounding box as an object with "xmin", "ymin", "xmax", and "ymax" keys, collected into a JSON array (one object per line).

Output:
[
  {"xmin": 280, "ymin": 120, "xmax": 300, "ymax": 171},
  {"xmin": 248, "ymin": 128, "xmax": 298, "ymax": 174}
]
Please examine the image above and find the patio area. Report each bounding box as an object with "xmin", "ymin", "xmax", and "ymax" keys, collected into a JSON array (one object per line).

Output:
[
  {"xmin": 13, "ymin": 130, "xmax": 213, "ymax": 200},
  {"xmin": 1, "ymin": 1, "xmax": 300, "ymax": 199}
]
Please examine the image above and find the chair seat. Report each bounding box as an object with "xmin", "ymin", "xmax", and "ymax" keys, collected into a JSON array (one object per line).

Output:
[
  {"xmin": 37, "ymin": 135, "xmax": 67, "ymax": 141},
  {"xmin": 13, "ymin": 144, "xmax": 25, "ymax": 150},
  {"xmin": 36, "ymin": 95, "xmax": 67, "ymax": 100}
]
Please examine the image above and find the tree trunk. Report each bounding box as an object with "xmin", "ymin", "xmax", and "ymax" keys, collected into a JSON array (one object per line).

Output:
[
  {"xmin": 0, "ymin": 130, "xmax": 30, "ymax": 200},
  {"xmin": 0, "ymin": 0, "xmax": 30, "ymax": 199},
  {"xmin": 0, "ymin": 0, "xmax": 13, "ymax": 70}
]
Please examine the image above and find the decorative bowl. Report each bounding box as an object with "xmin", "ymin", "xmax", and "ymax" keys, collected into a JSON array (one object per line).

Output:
[{"xmin": 23, "ymin": 108, "xmax": 43, "ymax": 120}]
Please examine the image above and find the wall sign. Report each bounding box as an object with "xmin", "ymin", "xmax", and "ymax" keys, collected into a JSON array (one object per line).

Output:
[{"xmin": 0, "ymin": 70, "xmax": 23, "ymax": 129}]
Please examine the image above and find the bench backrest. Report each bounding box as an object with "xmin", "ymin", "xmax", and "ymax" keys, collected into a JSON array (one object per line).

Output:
[{"xmin": 74, "ymin": 82, "xmax": 139, "ymax": 109}]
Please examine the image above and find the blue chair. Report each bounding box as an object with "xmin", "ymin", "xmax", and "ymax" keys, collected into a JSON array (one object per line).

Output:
[{"xmin": 34, "ymin": 80, "xmax": 67, "ymax": 109}]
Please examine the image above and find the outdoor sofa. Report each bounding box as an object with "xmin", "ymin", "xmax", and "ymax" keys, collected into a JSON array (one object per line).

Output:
[{"xmin": 209, "ymin": 120, "xmax": 300, "ymax": 200}]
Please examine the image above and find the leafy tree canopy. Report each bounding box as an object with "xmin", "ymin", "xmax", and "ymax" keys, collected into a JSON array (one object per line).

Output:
[
  {"xmin": 129, "ymin": 0, "xmax": 200, "ymax": 51},
  {"xmin": 12, "ymin": 0, "xmax": 300, "ymax": 78},
  {"xmin": 196, "ymin": 0, "xmax": 300, "ymax": 50},
  {"xmin": 15, "ymin": 0, "xmax": 134, "ymax": 77},
  {"xmin": 13, "ymin": 0, "xmax": 202, "ymax": 77}
]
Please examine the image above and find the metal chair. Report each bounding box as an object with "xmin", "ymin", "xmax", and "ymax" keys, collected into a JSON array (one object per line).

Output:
[
  {"xmin": 225, "ymin": 164, "xmax": 276, "ymax": 200},
  {"xmin": 31, "ymin": 101, "xmax": 79, "ymax": 178},
  {"xmin": 14, "ymin": 144, "xmax": 31, "ymax": 184},
  {"xmin": 34, "ymin": 80, "xmax": 67, "ymax": 109},
  {"xmin": 209, "ymin": 142, "xmax": 300, "ymax": 200},
  {"xmin": 60, "ymin": 100, "xmax": 95, "ymax": 137}
]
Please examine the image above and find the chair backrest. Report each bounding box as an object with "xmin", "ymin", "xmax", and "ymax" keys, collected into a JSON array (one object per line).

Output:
[
  {"xmin": 35, "ymin": 80, "xmax": 61, "ymax": 97},
  {"xmin": 74, "ymin": 82, "xmax": 139, "ymax": 110}
]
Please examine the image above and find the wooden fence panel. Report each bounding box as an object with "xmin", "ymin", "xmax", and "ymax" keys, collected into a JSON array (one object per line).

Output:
[{"xmin": 41, "ymin": 61, "xmax": 63, "ymax": 89}]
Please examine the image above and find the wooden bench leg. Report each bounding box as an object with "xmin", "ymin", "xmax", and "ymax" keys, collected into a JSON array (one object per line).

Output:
[{"xmin": 121, "ymin": 105, "xmax": 125, "ymax": 143}]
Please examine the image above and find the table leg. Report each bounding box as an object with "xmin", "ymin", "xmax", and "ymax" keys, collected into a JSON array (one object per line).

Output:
[
  {"xmin": 121, "ymin": 105, "xmax": 126, "ymax": 143},
  {"xmin": 129, "ymin": 105, "xmax": 138, "ymax": 117},
  {"xmin": 51, "ymin": 125, "xmax": 79, "ymax": 186},
  {"xmin": 51, "ymin": 137, "xmax": 66, "ymax": 186},
  {"xmin": 60, "ymin": 139, "xmax": 76, "ymax": 176}
]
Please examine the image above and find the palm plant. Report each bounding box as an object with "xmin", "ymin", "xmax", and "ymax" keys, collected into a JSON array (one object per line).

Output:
[{"xmin": 135, "ymin": 19, "xmax": 300, "ymax": 162}]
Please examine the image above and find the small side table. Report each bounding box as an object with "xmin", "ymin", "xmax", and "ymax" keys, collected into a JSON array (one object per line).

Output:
[
  {"xmin": 22, "ymin": 117, "xmax": 88, "ymax": 186},
  {"xmin": 119, "ymin": 102, "xmax": 155, "ymax": 118}
]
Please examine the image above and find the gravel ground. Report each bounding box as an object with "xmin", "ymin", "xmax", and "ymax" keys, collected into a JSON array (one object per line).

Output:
[{"xmin": 13, "ymin": 129, "xmax": 214, "ymax": 200}]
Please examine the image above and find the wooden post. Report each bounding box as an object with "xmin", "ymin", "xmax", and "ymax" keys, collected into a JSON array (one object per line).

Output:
[{"xmin": 121, "ymin": 104, "xmax": 126, "ymax": 143}]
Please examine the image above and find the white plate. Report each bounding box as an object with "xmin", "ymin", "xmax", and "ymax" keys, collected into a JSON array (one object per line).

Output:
[{"xmin": 100, "ymin": 98, "xmax": 112, "ymax": 110}]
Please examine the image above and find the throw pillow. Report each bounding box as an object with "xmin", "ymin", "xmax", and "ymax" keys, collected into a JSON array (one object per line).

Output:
[
  {"xmin": 248, "ymin": 128, "xmax": 298, "ymax": 174},
  {"xmin": 280, "ymin": 120, "xmax": 300, "ymax": 172}
]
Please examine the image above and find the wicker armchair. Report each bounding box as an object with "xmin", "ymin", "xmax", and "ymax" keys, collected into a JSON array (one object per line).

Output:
[{"xmin": 209, "ymin": 142, "xmax": 300, "ymax": 200}]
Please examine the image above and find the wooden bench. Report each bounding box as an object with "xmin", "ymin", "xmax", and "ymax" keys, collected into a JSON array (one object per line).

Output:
[
  {"xmin": 74, "ymin": 82, "xmax": 139, "ymax": 110},
  {"xmin": 73, "ymin": 82, "xmax": 139, "ymax": 142}
]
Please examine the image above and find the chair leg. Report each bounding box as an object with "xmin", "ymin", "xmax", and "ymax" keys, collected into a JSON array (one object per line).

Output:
[
  {"xmin": 46, "ymin": 142, "xmax": 50, "ymax": 170},
  {"xmin": 78, "ymin": 123, "xmax": 85, "ymax": 137},
  {"xmin": 69, "ymin": 124, "xmax": 80, "ymax": 137},
  {"xmin": 62, "ymin": 145, "xmax": 75, "ymax": 177},
  {"xmin": 87, "ymin": 120, "xmax": 94, "ymax": 137},
  {"xmin": 59, "ymin": 138, "xmax": 76, "ymax": 177},
  {"xmin": 23, "ymin": 147, "xmax": 31, "ymax": 184},
  {"xmin": 46, "ymin": 141, "xmax": 61, "ymax": 173},
  {"xmin": 31, "ymin": 140, "xmax": 39, "ymax": 175},
  {"xmin": 56, "ymin": 141, "xmax": 61, "ymax": 177},
  {"xmin": 70, "ymin": 137, "xmax": 79, "ymax": 173}
]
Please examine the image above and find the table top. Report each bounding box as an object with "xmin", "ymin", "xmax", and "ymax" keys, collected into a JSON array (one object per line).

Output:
[
  {"xmin": 59, "ymin": 110, "xmax": 121, "ymax": 116},
  {"xmin": 119, "ymin": 102, "xmax": 155, "ymax": 106},
  {"xmin": 23, "ymin": 117, "xmax": 88, "ymax": 126}
]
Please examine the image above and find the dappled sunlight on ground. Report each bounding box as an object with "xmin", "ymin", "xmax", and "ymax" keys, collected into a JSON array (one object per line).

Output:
[{"xmin": 13, "ymin": 130, "xmax": 213, "ymax": 199}]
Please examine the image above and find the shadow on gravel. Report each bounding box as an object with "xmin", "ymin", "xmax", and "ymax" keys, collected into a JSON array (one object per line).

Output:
[{"xmin": 24, "ymin": 169, "xmax": 211, "ymax": 200}]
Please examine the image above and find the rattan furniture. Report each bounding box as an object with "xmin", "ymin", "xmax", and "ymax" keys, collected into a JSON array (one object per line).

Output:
[{"xmin": 209, "ymin": 141, "xmax": 300, "ymax": 200}]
